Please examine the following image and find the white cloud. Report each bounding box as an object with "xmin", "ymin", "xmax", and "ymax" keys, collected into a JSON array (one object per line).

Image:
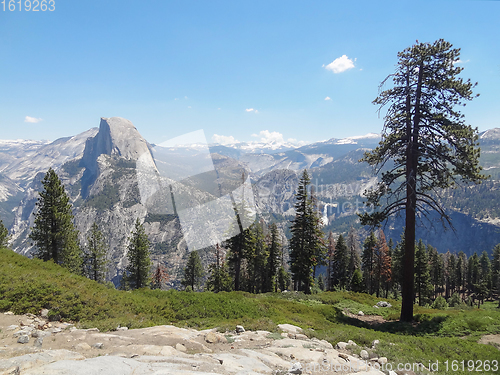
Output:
[
  {"xmin": 324, "ymin": 96, "xmax": 331, "ymax": 101},
  {"xmin": 24, "ymin": 116, "xmax": 42, "ymax": 123},
  {"xmin": 252, "ymin": 130, "xmax": 284, "ymax": 144},
  {"xmin": 288, "ymin": 138, "xmax": 308, "ymax": 147},
  {"xmin": 325, "ymin": 55, "xmax": 355, "ymax": 73},
  {"xmin": 212, "ymin": 134, "xmax": 239, "ymax": 145},
  {"xmin": 453, "ymin": 59, "xmax": 469, "ymax": 65},
  {"xmin": 245, "ymin": 108, "xmax": 259, "ymax": 113}
]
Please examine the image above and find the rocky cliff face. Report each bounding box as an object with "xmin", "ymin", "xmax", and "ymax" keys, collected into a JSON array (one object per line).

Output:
[{"xmin": 81, "ymin": 118, "xmax": 154, "ymax": 176}]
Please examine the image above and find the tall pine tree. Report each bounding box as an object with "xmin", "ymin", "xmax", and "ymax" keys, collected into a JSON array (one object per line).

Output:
[
  {"xmin": 206, "ymin": 244, "xmax": 233, "ymax": 293},
  {"xmin": 331, "ymin": 234, "xmax": 349, "ymax": 289},
  {"xmin": 289, "ymin": 170, "xmax": 324, "ymax": 293},
  {"xmin": 428, "ymin": 245, "xmax": 444, "ymax": 299},
  {"xmin": 29, "ymin": 168, "xmax": 82, "ymax": 274},
  {"xmin": 181, "ymin": 251, "xmax": 205, "ymax": 291},
  {"xmin": 445, "ymin": 252, "xmax": 457, "ymax": 299},
  {"xmin": 82, "ymin": 222, "xmax": 108, "ymax": 283},
  {"xmin": 414, "ymin": 241, "xmax": 432, "ymax": 306},
  {"xmin": 362, "ymin": 231, "xmax": 377, "ymax": 294},
  {"xmin": 265, "ymin": 223, "xmax": 281, "ymax": 293},
  {"xmin": 360, "ymin": 40, "xmax": 485, "ymax": 321},
  {"xmin": 492, "ymin": 244, "xmax": 500, "ymax": 304},
  {"xmin": 326, "ymin": 231, "xmax": 335, "ymax": 291},
  {"xmin": 123, "ymin": 219, "xmax": 151, "ymax": 289},
  {"xmin": 456, "ymin": 251, "xmax": 468, "ymax": 299}
]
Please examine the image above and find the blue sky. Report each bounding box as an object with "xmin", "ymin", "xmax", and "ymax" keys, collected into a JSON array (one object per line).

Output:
[{"xmin": 1, "ymin": 0, "xmax": 499, "ymax": 145}]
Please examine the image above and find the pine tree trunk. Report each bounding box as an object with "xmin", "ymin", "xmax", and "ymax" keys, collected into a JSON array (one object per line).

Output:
[{"xmin": 401, "ymin": 62, "xmax": 423, "ymax": 322}]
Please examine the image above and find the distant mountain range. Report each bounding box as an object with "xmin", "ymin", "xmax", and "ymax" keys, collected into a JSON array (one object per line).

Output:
[{"xmin": 1, "ymin": 117, "xmax": 499, "ymax": 285}]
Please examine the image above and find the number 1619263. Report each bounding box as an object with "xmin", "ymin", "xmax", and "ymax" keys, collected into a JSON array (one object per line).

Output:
[{"xmin": 1, "ymin": 0, "xmax": 55, "ymax": 11}]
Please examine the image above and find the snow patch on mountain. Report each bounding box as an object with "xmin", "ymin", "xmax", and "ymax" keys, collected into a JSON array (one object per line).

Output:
[
  {"xmin": 480, "ymin": 128, "xmax": 500, "ymax": 140},
  {"xmin": 334, "ymin": 133, "xmax": 380, "ymax": 145}
]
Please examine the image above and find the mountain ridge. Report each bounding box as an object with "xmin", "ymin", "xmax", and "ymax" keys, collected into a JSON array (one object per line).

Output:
[{"xmin": 1, "ymin": 119, "xmax": 500, "ymax": 285}]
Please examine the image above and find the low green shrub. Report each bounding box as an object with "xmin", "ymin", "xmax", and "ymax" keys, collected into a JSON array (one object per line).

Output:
[{"xmin": 432, "ymin": 296, "xmax": 449, "ymax": 310}]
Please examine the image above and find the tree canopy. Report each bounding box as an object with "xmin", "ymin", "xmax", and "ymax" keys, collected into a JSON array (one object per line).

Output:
[
  {"xmin": 29, "ymin": 168, "xmax": 82, "ymax": 274},
  {"xmin": 289, "ymin": 170, "xmax": 325, "ymax": 293},
  {"xmin": 123, "ymin": 219, "xmax": 152, "ymax": 289},
  {"xmin": 360, "ymin": 39, "xmax": 485, "ymax": 321},
  {"xmin": 82, "ymin": 222, "xmax": 108, "ymax": 283},
  {"xmin": 181, "ymin": 250, "xmax": 205, "ymax": 291}
]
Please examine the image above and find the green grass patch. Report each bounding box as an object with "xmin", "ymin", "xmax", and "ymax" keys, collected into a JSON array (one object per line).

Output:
[{"xmin": 1, "ymin": 247, "xmax": 500, "ymax": 374}]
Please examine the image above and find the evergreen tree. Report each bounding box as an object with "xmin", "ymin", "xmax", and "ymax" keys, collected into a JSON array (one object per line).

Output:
[
  {"xmin": 225, "ymin": 232, "xmax": 244, "ymax": 291},
  {"xmin": 82, "ymin": 222, "xmax": 108, "ymax": 283},
  {"xmin": 346, "ymin": 226, "xmax": 361, "ymax": 283},
  {"xmin": 492, "ymin": 244, "xmax": 500, "ymax": 303},
  {"xmin": 361, "ymin": 231, "xmax": 377, "ymax": 294},
  {"xmin": 360, "ymin": 40, "xmax": 485, "ymax": 322},
  {"xmin": 206, "ymin": 244, "xmax": 232, "ymax": 292},
  {"xmin": 331, "ymin": 234, "xmax": 349, "ymax": 289},
  {"xmin": 428, "ymin": 245, "xmax": 444, "ymax": 299},
  {"xmin": 414, "ymin": 240, "xmax": 432, "ymax": 306},
  {"xmin": 310, "ymin": 189, "xmax": 327, "ymax": 279},
  {"xmin": 445, "ymin": 252, "xmax": 457, "ymax": 299},
  {"xmin": 467, "ymin": 252, "xmax": 480, "ymax": 298},
  {"xmin": 289, "ymin": 170, "xmax": 324, "ymax": 293},
  {"xmin": 317, "ymin": 274, "xmax": 325, "ymax": 291},
  {"xmin": 265, "ymin": 223, "xmax": 281, "ymax": 293},
  {"xmin": 456, "ymin": 251, "xmax": 468, "ymax": 299},
  {"xmin": 225, "ymin": 174, "xmax": 254, "ymax": 292},
  {"xmin": 226, "ymin": 223, "xmax": 254, "ymax": 292},
  {"xmin": 479, "ymin": 250, "xmax": 492, "ymax": 298},
  {"xmin": 391, "ymin": 233, "xmax": 405, "ymax": 297},
  {"xmin": 244, "ymin": 222, "xmax": 268, "ymax": 293},
  {"xmin": 181, "ymin": 251, "xmax": 205, "ymax": 291},
  {"xmin": 0, "ymin": 219, "xmax": 9, "ymax": 248},
  {"xmin": 124, "ymin": 219, "xmax": 151, "ymax": 289},
  {"xmin": 350, "ymin": 269, "xmax": 364, "ymax": 293},
  {"xmin": 29, "ymin": 168, "xmax": 82, "ymax": 273},
  {"xmin": 326, "ymin": 231, "xmax": 335, "ymax": 291},
  {"xmin": 151, "ymin": 263, "xmax": 169, "ymax": 290},
  {"xmin": 277, "ymin": 265, "xmax": 291, "ymax": 291},
  {"xmin": 386, "ymin": 238, "xmax": 394, "ymax": 297}
]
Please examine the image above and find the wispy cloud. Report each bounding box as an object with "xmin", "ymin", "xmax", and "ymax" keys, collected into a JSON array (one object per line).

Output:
[
  {"xmin": 252, "ymin": 130, "xmax": 284, "ymax": 143},
  {"xmin": 212, "ymin": 134, "xmax": 239, "ymax": 145},
  {"xmin": 288, "ymin": 138, "xmax": 308, "ymax": 147},
  {"xmin": 324, "ymin": 96, "xmax": 331, "ymax": 101},
  {"xmin": 245, "ymin": 108, "xmax": 259, "ymax": 113},
  {"xmin": 325, "ymin": 55, "xmax": 355, "ymax": 73},
  {"xmin": 25, "ymin": 116, "xmax": 43, "ymax": 123}
]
